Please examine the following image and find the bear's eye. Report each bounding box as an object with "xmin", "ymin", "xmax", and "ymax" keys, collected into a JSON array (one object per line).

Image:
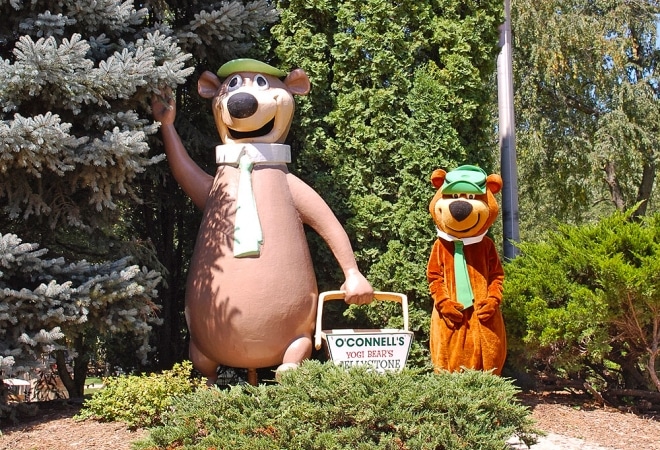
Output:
[
  {"xmin": 227, "ymin": 75, "xmax": 243, "ymax": 92},
  {"xmin": 452, "ymin": 194, "xmax": 460, "ymax": 199},
  {"xmin": 467, "ymin": 194, "xmax": 475, "ymax": 200},
  {"xmin": 254, "ymin": 74, "xmax": 269, "ymax": 90}
]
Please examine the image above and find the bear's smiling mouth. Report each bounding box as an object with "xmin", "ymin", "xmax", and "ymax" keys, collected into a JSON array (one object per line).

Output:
[
  {"xmin": 228, "ymin": 119, "xmax": 275, "ymax": 139},
  {"xmin": 447, "ymin": 213, "xmax": 481, "ymax": 234}
]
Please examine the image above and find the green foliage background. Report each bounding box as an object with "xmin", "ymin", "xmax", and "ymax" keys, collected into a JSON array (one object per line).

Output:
[
  {"xmin": 271, "ymin": 0, "xmax": 504, "ymax": 364},
  {"xmin": 511, "ymin": 0, "xmax": 660, "ymax": 235}
]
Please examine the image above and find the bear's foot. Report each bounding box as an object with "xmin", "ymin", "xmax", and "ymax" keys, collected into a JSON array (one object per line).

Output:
[{"xmin": 275, "ymin": 362, "xmax": 299, "ymax": 382}]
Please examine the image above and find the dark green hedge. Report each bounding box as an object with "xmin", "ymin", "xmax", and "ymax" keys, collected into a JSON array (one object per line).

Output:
[{"xmin": 134, "ymin": 361, "xmax": 538, "ymax": 450}]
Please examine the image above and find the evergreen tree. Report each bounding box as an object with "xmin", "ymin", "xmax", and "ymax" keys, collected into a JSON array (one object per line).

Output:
[
  {"xmin": 0, "ymin": 233, "xmax": 161, "ymax": 397},
  {"xmin": 511, "ymin": 0, "xmax": 660, "ymax": 237},
  {"xmin": 0, "ymin": 0, "xmax": 193, "ymax": 399},
  {"xmin": 271, "ymin": 0, "xmax": 503, "ymax": 363},
  {"xmin": 0, "ymin": 0, "xmax": 278, "ymax": 397}
]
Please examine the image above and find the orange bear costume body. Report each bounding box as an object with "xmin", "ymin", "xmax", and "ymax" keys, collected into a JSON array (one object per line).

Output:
[{"xmin": 426, "ymin": 165, "xmax": 506, "ymax": 375}]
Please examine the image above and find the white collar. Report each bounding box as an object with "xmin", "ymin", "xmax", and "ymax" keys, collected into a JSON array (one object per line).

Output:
[
  {"xmin": 216, "ymin": 143, "xmax": 291, "ymax": 165},
  {"xmin": 436, "ymin": 228, "xmax": 487, "ymax": 246}
]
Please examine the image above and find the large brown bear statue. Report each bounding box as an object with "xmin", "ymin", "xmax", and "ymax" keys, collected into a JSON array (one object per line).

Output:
[
  {"xmin": 152, "ymin": 59, "xmax": 373, "ymax": 384},
  {"xmin": 426, "ymin": 165, "xmax": 506, "ymax": 375}
]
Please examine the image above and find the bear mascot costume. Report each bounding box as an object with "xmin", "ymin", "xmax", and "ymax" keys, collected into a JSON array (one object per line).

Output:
[{"xmin": 426, "ymin": 165, "xmax": 506, "ymax": 375}]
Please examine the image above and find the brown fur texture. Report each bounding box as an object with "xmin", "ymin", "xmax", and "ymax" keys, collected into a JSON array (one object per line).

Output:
[{"xmin": 426, "ymin": 167, "xmax": 506, "ymax": 374}]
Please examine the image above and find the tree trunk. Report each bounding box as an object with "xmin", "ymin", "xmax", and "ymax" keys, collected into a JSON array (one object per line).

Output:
[
  {"xmin": 632, "ymin": 158, "xmax": 656, "ymax": 218},
  {"xmin": 603, "ymin": 160, "xmax": 626, "ymax": 211},
  {"xmin": 55, "ymin": 335, "xmax": 90, "ymax": 399},
  {"xmin": 154, "ymin": 182, "xmax": 176, "ymax": 370},
  {"xmin": 647, "ymin": 315, "xmax": 660, "ymax": 392},
  {"xmin": 0, "ymin": 378, "xmax": 9, "ymax": 402},
  {"xmin": 72, "ymin": 346, "xmax": 89, "ymax": 398},
  {"xmin": 54, "ymin": 350, "xmax": 76, "ymax": 399},
  {"xmin": 608, "ymin": 388, "xmax": 660, "ymax": 401},
  {"xmin": 648, "ymin": 349, "xmax": 660, "ymax": 392},
  {"xmin": 609, "ymin": 341, "xmax": 648, "ymax": 390},
  {"xmin": 139, "ymin": 173, "xmax": 190, "ymax": 370}
]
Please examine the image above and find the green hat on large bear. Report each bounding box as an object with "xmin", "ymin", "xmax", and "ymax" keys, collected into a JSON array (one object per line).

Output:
[{"xmin": 216, "ymin": 58, "xmax": 287, "ymax": 79}]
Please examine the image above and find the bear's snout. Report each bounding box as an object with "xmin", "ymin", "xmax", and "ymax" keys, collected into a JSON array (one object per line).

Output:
[
  {"xmin": 448, "ymin": 200, "xmax": 473, "ymax": 222},
  {"xmin": 227, "ymin": 93, "xmax": 259, "ymax": 119}
]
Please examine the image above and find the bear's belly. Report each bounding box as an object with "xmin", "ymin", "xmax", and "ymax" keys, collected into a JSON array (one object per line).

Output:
[{"xmin": 185, "ymin": 166, "xmax": 317, "ymax": 368}]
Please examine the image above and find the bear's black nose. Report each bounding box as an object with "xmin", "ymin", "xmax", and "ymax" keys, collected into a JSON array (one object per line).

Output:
[
  {"xmin": 227, "ymin": 93, "xmax": 258, "ymax": 118},
  {"xmin": 449, "ymin": 200, "xmax": 473, "ymax": 222}
]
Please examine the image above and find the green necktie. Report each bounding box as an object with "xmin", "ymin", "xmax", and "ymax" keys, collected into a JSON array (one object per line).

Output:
[
  {"xmin": 233, "ymin": 154, "xmax": 263, "ymax": 257},
  {"xmin": 453, "ymin": 240, "xmax": 474, "ymax": 309}
]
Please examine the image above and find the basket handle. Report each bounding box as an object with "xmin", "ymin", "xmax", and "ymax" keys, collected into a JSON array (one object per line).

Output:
[{"xmin": 314, "ymin": 291, "xmax": 409, "ymax": 350}]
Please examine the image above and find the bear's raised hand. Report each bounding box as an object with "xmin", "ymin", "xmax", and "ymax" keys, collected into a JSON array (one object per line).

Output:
[{"xmin": 151, "ymin": 87, "xmax": 176, "ymax": 126}]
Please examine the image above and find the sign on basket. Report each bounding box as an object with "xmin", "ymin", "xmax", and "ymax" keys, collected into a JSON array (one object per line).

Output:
[{"xmin": 314, "ymin": 291, "xmax": 413, "ymax": 373}]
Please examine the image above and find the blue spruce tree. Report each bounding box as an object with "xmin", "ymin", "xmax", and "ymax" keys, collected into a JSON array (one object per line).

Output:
[{"xmin": 0, "ymin": 0, "xmax": 276, "ymax": 402}]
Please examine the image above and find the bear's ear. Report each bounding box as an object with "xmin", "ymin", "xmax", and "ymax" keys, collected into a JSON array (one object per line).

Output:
[
  {"xmin": 486, "ymin": 173, "xmax": 503, "ymax": 194},
  {"xmin": 430, "ymin": 169, "xmax": 447, "ymax": 190},
  {"xmin": 284, "ymin": 69, "xmax": 311, "ymax": 96},
  {"xmin": 198, "ymin": 71, "xmax": 222, "ymax": 99}
]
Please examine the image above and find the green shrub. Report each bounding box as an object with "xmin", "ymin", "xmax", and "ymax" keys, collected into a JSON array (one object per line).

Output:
[
  {"xmin": 134, "ymin": 361, "xmax": 538, "ymax": 450},
  {"xmin": 503, "ymin": 210, "xmax": 660, "ymax": 392},
  {"xmin": 76, "ymin": 360, "xmax": 201, "ymax": 429}
]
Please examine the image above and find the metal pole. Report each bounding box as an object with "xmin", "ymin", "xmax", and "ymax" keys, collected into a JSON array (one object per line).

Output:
[{"xmin": 497, "ymin": 0, "xmax": 520, "ymax": 260}]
